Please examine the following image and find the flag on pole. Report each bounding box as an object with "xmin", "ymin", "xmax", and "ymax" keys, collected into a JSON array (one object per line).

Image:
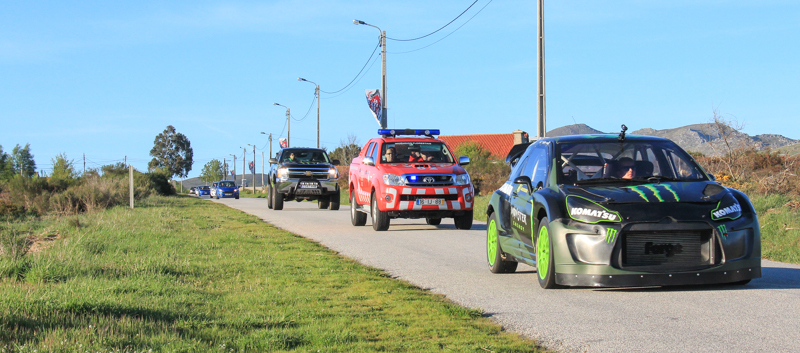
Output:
[
  {"xmin": 279, "ymin": 138, "xmax": 288, "ymax": 148},
  {"xmin": 249, "ymin": 161, "xmax": 255, "ymax": 173},
  {"xmin": 365, "ymin": 89, "xmax": 382, "ymax": 126}
]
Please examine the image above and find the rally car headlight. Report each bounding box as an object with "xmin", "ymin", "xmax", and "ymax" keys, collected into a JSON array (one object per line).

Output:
[
  {"xmin": 566, "ymin": 195, "xmax": 621, "ymax": 224},
  {"xmin": 277, "ymin": 167, "xmax": 289, "ymax": 181},
  {"xmin": 383, "ymin": 174, "xmax": 406, "ymax": 186},
  {"xmin": 454, "ymin": 173, "xmax": 471, "ymax": 185},
  {"xmin": 711, "ymin": 193, "xmax": 742, "ymax": 221},
  {"xmin": 328, "ymin": 167, "xmax": 339, "ymax": 179}
]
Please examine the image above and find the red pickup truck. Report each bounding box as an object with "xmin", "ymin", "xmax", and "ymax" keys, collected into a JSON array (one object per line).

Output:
[{"xmin": 349, "ymin": 129, "xmax": 474, "ymax": 231}]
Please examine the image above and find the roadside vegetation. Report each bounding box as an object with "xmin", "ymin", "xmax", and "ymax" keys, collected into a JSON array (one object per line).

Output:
[{"xmin": 0, "ymin": 196, "xmax": 543, "ymax": 352}]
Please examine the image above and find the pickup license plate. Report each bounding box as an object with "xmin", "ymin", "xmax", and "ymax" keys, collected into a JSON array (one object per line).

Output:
[
  {"xmin": 416, "ymin": 198, "xmax": 445, "ymax": 206},
  {"xmin": 299, "ymin": 181, "xmax": 320, "ymax": 189}
]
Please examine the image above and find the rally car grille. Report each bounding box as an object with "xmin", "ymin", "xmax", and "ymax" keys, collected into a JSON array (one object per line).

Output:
[
  {"xmin": 621, "ymin": 230, "xmax": 714, "ymax": 272},
  {"xmin": 287, "ymin": 167, "xmax": 329, "ymax": 179},
  {"xmin": 404, "ymin": 174, "xmax": 453, "ymax": 187},
  {"xmin": 400, "ymin": 194, "xmax": 459, "ymax": 201}
]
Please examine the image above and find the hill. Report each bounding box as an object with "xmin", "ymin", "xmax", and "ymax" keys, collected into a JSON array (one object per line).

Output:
[{"xmin": 545, "ymin": 123, "xmax": 798, "ymax": 156}]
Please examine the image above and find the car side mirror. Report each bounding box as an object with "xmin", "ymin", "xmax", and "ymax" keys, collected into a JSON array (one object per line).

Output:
[
  {"xmin": 707, "ymin": 173, "xmax": 716, "ymax": 181},
  {"xmin": 363, "ymin": 157, "xmax": 375, "ymax": 166},
  {"xmin": 269, "ymin": 158, "xmax": 278, "ymax": 164},
  {"xmin": 458, "ymin": 156, "xmax": 470, "ymax": 166},
  {"xmin": 332, "ymin": 159, "xmax": 340, "ymax": 166},
  {"xmin": 513, "ymin": 175, "xmax": 532, "ymax": 191}
]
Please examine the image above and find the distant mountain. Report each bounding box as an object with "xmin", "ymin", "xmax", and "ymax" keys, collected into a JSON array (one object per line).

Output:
[
  {"xmin": 546, "ymin": 123, "xmax": 799, "ymax": 156},
  {"xmin": 547, "ymin": 124, "xmax": 604, "ymax": 136}
]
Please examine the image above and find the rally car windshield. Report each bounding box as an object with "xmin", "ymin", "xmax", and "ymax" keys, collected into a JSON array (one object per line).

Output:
[
  {"xmin": 381, "ymin": 142, "xmax": 455, "ymax": 163},
  {"xmin": 281, "ymin": 150, "xmax": 330, "ymax": 164},
  {"xmin": 556, "ymin": 140, "xmax": 708, "ymax": 185}
]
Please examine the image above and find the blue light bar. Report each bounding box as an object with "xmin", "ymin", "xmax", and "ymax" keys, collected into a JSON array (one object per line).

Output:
[{"xmin": 378, "ymin": 129, "xmax": 440, "ymax": 137}]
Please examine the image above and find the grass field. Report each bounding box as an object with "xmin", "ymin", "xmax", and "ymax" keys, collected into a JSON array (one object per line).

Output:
[{"xmin": 0, "ymin": 196, "xmax": 543, "ymax": 352}]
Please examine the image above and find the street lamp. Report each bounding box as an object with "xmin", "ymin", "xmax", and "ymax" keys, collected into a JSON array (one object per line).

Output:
[
  {"xmin": 353, "ymin": 19, "xmax": 387, "ymax": 128},
  {"xmin": 273, "ymin": 103, "xmax": 290, "ymax": 147},
  {"xmin": 247, "ymin": 144, "xmax": 256, "ymax": 193},
  {"xmin": 229, "ymin": 153, "xmax": 237, "ymax": 180},
  {"xmin": 298, "ymin": 77, "xmax": 320, "ymax": 148},
  {"xmin": 240, "ymin": 146, "xmax": 246, "ymax": 187}
]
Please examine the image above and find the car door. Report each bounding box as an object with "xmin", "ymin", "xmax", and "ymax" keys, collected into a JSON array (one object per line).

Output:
[
  {"xmin": 356, "ymin": 142, "xmax": 375, "ymax": 204},
  {"xmin": 510, "ymin": 144, "xmax": 549, "ymax": 261}
]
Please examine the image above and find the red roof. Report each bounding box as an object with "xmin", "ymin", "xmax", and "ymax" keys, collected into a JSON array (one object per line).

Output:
[{"xmin": 439, "ymin": 134, "xmax": 514, "ymax": 159}]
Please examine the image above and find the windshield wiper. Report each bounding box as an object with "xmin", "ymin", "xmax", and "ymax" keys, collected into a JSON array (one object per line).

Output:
[
  {"xmin": 632, "ymin": 176, "xmax": 682, "ymax": 183},
  {"xmin": 574, "ymin": 177, "xmax": 634, "ymax": 185}
]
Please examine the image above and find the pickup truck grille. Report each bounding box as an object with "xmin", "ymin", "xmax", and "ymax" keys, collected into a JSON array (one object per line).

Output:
[
  {"xmin": 404, "ymin": 174, "xmax": 454, "ymax": 187},
  {"xmin": 287, "ymin": 167, "xmax": 330, "ymax": 180}
]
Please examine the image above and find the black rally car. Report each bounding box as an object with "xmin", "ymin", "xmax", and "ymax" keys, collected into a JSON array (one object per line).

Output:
[{"xmin": 486, "ymin": 130, "xmax": 761, "ymax": 288}]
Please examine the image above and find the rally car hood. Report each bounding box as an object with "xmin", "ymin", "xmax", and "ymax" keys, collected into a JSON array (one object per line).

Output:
[
  {"xmin": 378, "ymin": 163, "xmax": 466, "ymax": 175},
  {"xmin": 562, "ymin": 180, "xmax": 727, "ymax": 204}
]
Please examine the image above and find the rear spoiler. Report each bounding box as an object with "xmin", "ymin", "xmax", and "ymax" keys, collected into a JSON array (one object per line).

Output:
[{"xmin": 505, "ymin": 142, "xmax": 531, "ymax": 167}]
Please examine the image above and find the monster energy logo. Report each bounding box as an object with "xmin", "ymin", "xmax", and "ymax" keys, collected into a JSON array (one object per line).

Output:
[
  {"xmin": 606, "ymin": 228, "xmax": 618, "ymax": 243},
  {"xmin": 624, "ymin": 184, "xmax": 680, "ymax": 202},
  {"xmin": 717, "ymin": 224, "xmax": 728, "ymax": 239}
]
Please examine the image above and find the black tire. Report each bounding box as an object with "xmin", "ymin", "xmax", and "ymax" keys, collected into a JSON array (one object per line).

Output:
[
  {"xmin": 454, "ymin": 210, "xmax": 473, "ymax": 230},
  {"xmin": 425, "ymin": 217, "xmax": 442, "ymax": 226},
  {"xmin": 267, "ymin": 186, "xmax": 273, "ymax": 209},
  {"xmin": 535, "ymin": 217, "xmax": 559, "ymax": 289},
  {"xmin": 371, "ymin": 192, "xmax": 390, "ymax": 231},
  {"xmin": 318, "ymin": 198, "xmax": 330, "ymax": 209},
  {"xmin": 487, "ymin": 212, "xmax": 518, "ymax": 274},
  {"xmin": 273, "ymin": 187, "xmax": 284, "ymax": 210},
  {"xmin": 350, "ymin": 191, "xmax": 367, "ymax": 226},
  {"xmin": 329, "ymin": 189, "xmax": 340, "ymax": 210},
  {"xmin": 235, "ymin": 195, "xmax": 239, "ymax": 199}
]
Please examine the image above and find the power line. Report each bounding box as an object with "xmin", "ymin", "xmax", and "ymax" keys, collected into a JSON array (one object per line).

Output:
[
  {"xmin": 292, "ymin": 94, "xmax": 317, "ymax": 122},
  {"xmin": 322, "ymin": 55, "xmax": 380, "ymax": 100},
  {"xmin": 388, "ymin": 0, "xmax": 493, "ymax": 55},
  {"xmin": 387, "ymin": 0, "xmax": 479, "ymax": 42},
  {"xmin": 320, "ymin": 40, "xmax": 381, "ymax": 94}
]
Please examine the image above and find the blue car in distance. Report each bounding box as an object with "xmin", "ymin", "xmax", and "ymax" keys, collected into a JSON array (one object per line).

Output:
[
  {"xmin": 214, "ymin": 180, "xmax": 239, "ymax": 199},
  {"xmin": 196, "ymin": 185, "xmax": 211, "ymax": 197}
]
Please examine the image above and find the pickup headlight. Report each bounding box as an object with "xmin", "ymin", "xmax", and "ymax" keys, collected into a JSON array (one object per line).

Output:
[
  {"xmin": 454, "ymin": 173, "xmax": 471, "ymax": 185},
  {"xmin": 277, "ymin": 167, "xmax": 289, "ymax": 181},
  {"xmin": 566, "ymin": 195, "xmax": 621, "ymax": 224},
  {"xmin": 328, "ymin": 167, "xmax": 339, "ymax": 179},
  {"xmin": 383, "ymin": 174, "xmax": 406, "ymax": 186}
]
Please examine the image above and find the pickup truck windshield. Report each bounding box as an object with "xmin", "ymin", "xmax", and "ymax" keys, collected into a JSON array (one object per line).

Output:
[{"xmin": 281, "ymin": 150, "xmax": 330, "ymax": 164}]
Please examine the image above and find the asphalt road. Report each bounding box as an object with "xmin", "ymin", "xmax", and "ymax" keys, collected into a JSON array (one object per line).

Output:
[{"xmin": 210, "ymin": 196, "xmax": 800, "ymax": 353}]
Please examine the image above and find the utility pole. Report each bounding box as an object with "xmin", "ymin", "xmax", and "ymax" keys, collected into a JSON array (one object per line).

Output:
[
  {"xmin": 298, "ymin": 78, "xmax": 321, "ymax": 147},
  {"xmin": 223, "ymin": 158, "xmax": 227, "ymax": 180},
  {"xmin": 230, "ymin": 154, "xmax": 236, "ymax": 182},
  {"xmin": 269, "ymin": 133, "xmax": 273, "ymax": 158},
  {"xmin": 83, "ymin": 153, "xmax": 86, "ymax": 175},
  {"xmin": 261, "ymin": 151, "xmax": 264, "ymax": 191},
  {"xmin": 129, "ymin": 165, "xmax": 134, "ymax": 209},
  {"xmin": 252, "ymin": 145, "xmax": 256, "ymax": 193},
  {"xmin": 273, "ymin": 104, "xmax": 291, "ymax": 148},
  {"xmin": 537, "ymin": 0, "xmax": 547, "ymax": 138}
]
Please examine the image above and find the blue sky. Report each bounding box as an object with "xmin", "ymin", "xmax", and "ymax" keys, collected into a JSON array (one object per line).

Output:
[{"xmin": 2, "ymin": 1, "xmax": 798, "ymax": 178}]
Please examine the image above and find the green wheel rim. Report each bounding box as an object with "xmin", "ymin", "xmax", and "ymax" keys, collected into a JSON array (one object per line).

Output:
[
  {"xmin": 487, "ymin": 219, "xmax": 498, "ymax": 266},
  {"xmin": 537, "ymin": 225, "xmax": 550, "ymax": 280}
]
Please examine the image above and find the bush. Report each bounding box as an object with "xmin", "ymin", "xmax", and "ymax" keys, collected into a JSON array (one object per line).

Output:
[{"xmin": 455, "ymin": 141, "xmax": 510, "ymax": 195}]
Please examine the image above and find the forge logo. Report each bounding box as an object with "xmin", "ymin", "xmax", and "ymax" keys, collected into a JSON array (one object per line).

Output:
[{"xmin": 644, "ymin": 242, "xmax": 683, "ymax": 257}]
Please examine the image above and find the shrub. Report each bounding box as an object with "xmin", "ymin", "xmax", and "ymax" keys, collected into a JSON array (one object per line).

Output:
[{"xmin": 455, "ymin": 141, "xmax": 510, "ymax": 195}]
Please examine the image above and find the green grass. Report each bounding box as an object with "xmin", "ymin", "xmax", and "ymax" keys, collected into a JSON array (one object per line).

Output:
[
  {"xmin": 0, "ymin": 196, "xmax": 543, "ymax": 352},
  {"xmin": 751, "ymin": 193, "xmax": 800, "ymax": 264}
]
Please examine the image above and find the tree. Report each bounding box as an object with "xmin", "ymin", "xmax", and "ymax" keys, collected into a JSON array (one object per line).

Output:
[
  {"xmin": 455, "ymin": 141, "xmax": 510, "ymax": 195},
  {"xmin": 101, "ymin": 162, "xmax": 128, "ymax": 178},
  {"xmin": 50, "ymin": 153, "xmax": 79, "ymax": 180},
  {"xmin": 0, "ymin": 145, "xmax": 12, "ymax": 180},
  {"xmin": 148, "ymin": 125, "xmax": 193, "ymax": 179},
  {"xmin": 329, "ymin": 134, "xmax": 361, "ymax": 166},
  {"xmin": 11, "ymin": 143, "xmax": 36, "ymax": 177},
  {"xmin": 200, "ymin": 159, "xmax": 224, "ymax": 184}
]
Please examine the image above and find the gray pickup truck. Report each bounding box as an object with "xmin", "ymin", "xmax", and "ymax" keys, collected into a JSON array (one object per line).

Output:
[{"xmin": 268, "ymin": 148, "xmax": 341, "ymax": 211}]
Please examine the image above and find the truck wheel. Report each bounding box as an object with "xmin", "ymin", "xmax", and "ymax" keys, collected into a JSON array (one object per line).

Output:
[
  {"xmin": 318, "ymin": 198, "xmax": 330, "ymax": 209},
  {"xmin": 487, "ymin": 212, "xmax": 518, "ymax": 273},
  {"xmin": 536, "ymin": 217, "xmax": 559, "ymax": 289},
  {"xmin": 273, "ymin": 188, "xmax": 284, "ymax": 210},
  {"xmin": 454, "ymin": 210, "xmax": 473, "ymax": 230},
  {"xmin": 267, "ymin": 186, "xmax": 273, "ymax": 209},
  {"xmin": 350, "ymin": 192, "xmax": 366, "ymax": 226},
  {"xmin": 371, "ymin": 192, "xmax": 390, "ymax": 231},
  {"xmin": 329, "ymin": 189, "xmax": 340, "ymax": 210},
  {"xmin": 425, "ymin": 217, "xmax": 442, "ymax": 225}
]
